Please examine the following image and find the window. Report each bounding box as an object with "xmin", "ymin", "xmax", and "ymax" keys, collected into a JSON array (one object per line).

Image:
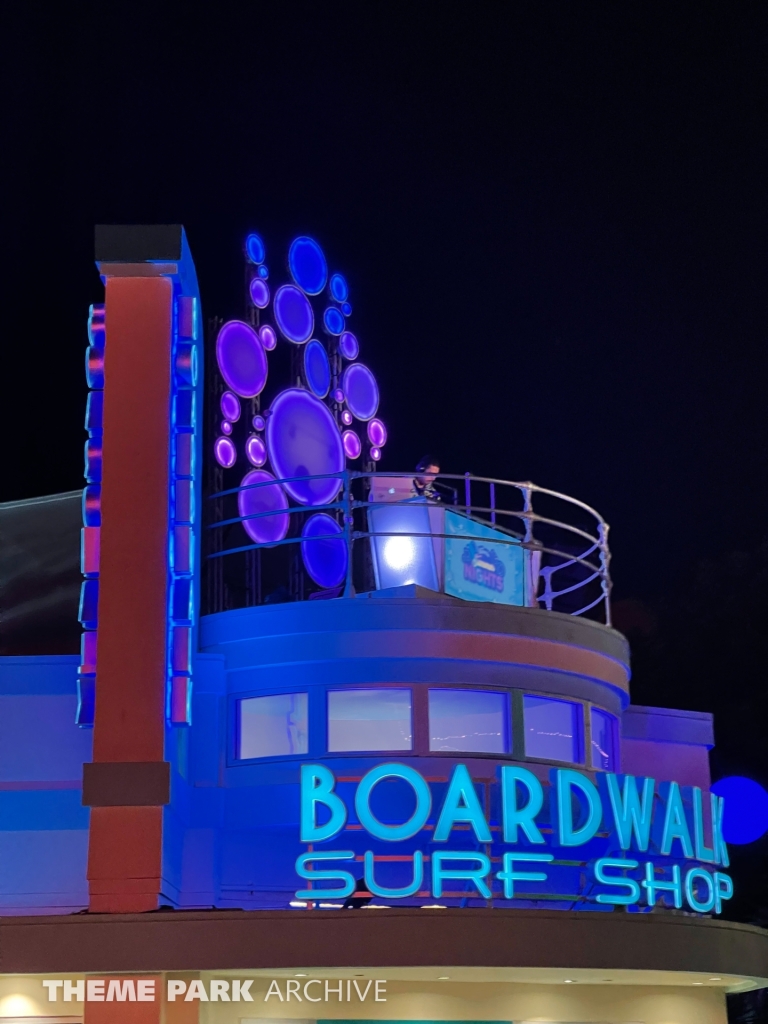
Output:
[
  {"xmin": 590, "ymin": 706, "xmax": 618, "ymax": 770},
  {"xmin": 327, "ymin": 688, "xmax": 412, "ymax": 752},
  {"xmin": 237, "ymin": 692, "xmax": 308, "ymax": 759},
  {"xmin": 523, "ymin": 694, "xmax": 583, "ymax": 764},
  {"xmin": 428, "ymin": 688, "xmax": 509, "ymax": 753}
]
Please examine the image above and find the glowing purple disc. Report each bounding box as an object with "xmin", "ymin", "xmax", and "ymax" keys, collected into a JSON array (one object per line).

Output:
[
  {"xmin": 252, "ymin": 414, "xmax": 265, "ymax": 431},
  {"xmin": 238, "ymin": 469, "xmax": 289, "ymax": 545},
  {"xmin": 246, "ymin": 434, "xmax": 267, "ymax": 467},
  {"xmin": 274, "ymin": 285, "xmax": 314, "ymax": 344},
  {"xmin": 259, "ymin": 325, "xmax": 277, "ymax": 351},
  {"xmin": 341, "ymin": 410, "xmax": 353, "ymax": 426},
  {"xmin": 367, "ymin": 418, "xmax": 387, "ymax": 447},
  {"xmin": 339, "ymin": 331, "xmax": 359, "ymax": 360},
  {"xmin": 214, "ymin": 436, "xmax": 237, "ymax": 469},
  {"xmin": 266, "ymin": 389, "xmax": 344, "ymax": 506},
  {"xmin": 221, "ymin": 391, "xmax": 241, "ymax": 422},
  {"xmin": 342, "ymin": 429, "xmax": 362, "ymax": 459},
  {"xmin": 301, "ymin": 513, "xmax": 348, "ymax": 589},
  {"xmin": 342, "ymin": 363, "xmax": 379, "ymax": 421},
  {"xmin": 333, "ymin": 389, "xmax": 344, "ymax": 403},
  {"xmin": 370, "ymin": 447, "xmax": 382, "ymax": 462},
  {"xmin": 249, "ymin": 277, "xmax": 270, "ymax": 309},
  {"xmin": 221, "ymin": 420, "xmax": 232, "ymax": 435},
  {"xmin": 216, "ymin": 321, "xmax": 268, "ymax": 398}
]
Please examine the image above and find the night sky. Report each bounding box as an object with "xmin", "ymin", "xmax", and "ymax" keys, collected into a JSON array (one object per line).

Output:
[{"xmin": 2, "ymin": 2, "xmax": 767, "ymax": 604}]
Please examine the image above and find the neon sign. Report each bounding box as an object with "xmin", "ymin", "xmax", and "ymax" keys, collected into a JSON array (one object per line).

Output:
[{"xmin": 295, "ymin": 763, "xmax": 733, "ymax": 914}]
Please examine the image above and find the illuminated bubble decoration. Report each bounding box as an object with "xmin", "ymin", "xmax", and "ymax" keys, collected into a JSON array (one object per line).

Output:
[
  {"xmin": 246, "ymin": 434, "xmax": 267, "ymax": 468},
  {"xmin": 258, "ymin": 264, "xmax": 269, "ymax": 279},
  {"xmin": 304, "ymin": 339, "xmax": 331, "ymax": 398},
  {"xmin": 252, "ymin": 414, "xmax": 265, "ymax": 431},
  {"xmin": 245, "ymin": 233, "xmax": 265, "ymax": 264},
  {"xmin": 220, "ymin": 392, "xmax": 241, "ymax": 422},
  {"xmin": 341, "ymin": 410, "xmax": 353, "ymax": 426},
  {"xmin": 333, "ymin": 388, "xmax": 344, "ymax": 403},
  {"xmin": 288, "ymin": 236, "xmax": 328, "ymax": 295},
  {"xmin": 216, "ymin": 321, "xmax": 268, "ymax": 398},
  {"xmin": 238, "ymin": 469, "xmax": 289, "ymax": 545},
  {"xmin": 330, "ymin": 273, "xmax": 348, "ymax": 301},
  {"xmin": 266, "ymin": 388, "xmax": 344, "ymax": 506},
  {"xmin": 323, "ymin": 307, "xmax": 345, "ymax": 336},
  {"xmin": 342, "ymin": 362, "xmax": 379, "ymax": 421},
  {"xmin": 367, "ymin": 418, "xmax": 387, "ymax": 447},
  {"xmin": 221, "ymin": 420, "xmax": 232, "ymax": 435},
  {"xmin": 711, "ymin": 776, "xmax": 768, "ymax": 845},
  {"xmin": 259, "ymin": 324, "xmax": 277, "ymax": 351},
  {"xmin": 339, "ymin": 331, "xmax": 359, "ymax": 360},
  {"xmin": 274, "ymin": 285, "xmax": 314, "ymax": 344},
  {"xmin": 370, "ymin": 446, "xmax": 382, "ymax": 461},
  {"xmin": 342, "ymin": 429, "xmax": 362, "ymax": 459},
  {"xmin": 249, "ymin": 277, "xmax": 270, "ymax": 309},
  {"xmin": 301, "ymin": 513, "xmax": 348, "ymax": 589},
  {"xmin": 214, "ymin": 436, "xmax": 237, "ymax": 469}
]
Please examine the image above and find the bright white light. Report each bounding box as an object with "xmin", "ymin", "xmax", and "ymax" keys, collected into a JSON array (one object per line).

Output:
[{"xmin": 383, "ymin": 536, "xmax": 414, "ymax": 570}]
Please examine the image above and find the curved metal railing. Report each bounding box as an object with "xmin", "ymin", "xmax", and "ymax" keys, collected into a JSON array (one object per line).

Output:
[{"xmin": 203, "ymin": 471, "xmax": 612, "ymax": 625}]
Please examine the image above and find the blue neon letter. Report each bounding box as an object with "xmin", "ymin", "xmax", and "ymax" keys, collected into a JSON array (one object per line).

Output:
[
  {"xmin": 692, "ymin": 788, "xmax": 716, "ymax": 864},
  {"xmin": 684, "ymin": 867, "xmax": 716, "ymax": 913},
  {"xmin": 431, "ymin": 852, "xmax": 491, "ymax": 899},
  {"xmin": 712, "ymin": 793, "xmax": 730, "ymax": 867},
  {"xmin": 300, "ymin": 764, "xmax": 347, "ymax": 843},
  {"xmin": 364, "ymin": 850, "xmax": 424, "ymax": 898},
  {"xmin": 295, "ymin": 850, "xmax": 356, "ymax": 899},
  {"xmin": 656, "ymin": 782, "xmax": 693, "ymax": 858},
  {"xmin": 642, "ymin": 861, "xmax": 682, "ymax": 908},
  {"xmin": 434, "ymin": 764, "xmax": 491, "ymax": 843},
  {"xmin": 500, "ymin": 766, "xmax": 545, "ymax": 844},
  {"xmin": 355, "ymin": 763, "xmax": 431, "ymax": 841},
  {"xmin": 602, "ymin": 774, "xmax": 654, "ymax": 852},
  {"xmin": 594, "ymin": 857, "xmax": 641, "ymax": 905},
  {"xmin": 553, "ymin": 769, "xmax": 602, "ymax": 847},
  {"xmin": 496, "ymin": 852, "xmax": 553, "ymax": 899}
]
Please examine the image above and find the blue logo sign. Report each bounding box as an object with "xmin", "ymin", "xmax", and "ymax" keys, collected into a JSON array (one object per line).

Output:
[{"xmin": 444, "ymin": 510, "xmax": 526, "ymax": 606}]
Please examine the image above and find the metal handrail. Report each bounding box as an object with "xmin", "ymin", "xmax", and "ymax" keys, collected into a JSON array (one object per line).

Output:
[{"xmin": 204, "ymin": 470, "xmax": 612, "ymax": 625}]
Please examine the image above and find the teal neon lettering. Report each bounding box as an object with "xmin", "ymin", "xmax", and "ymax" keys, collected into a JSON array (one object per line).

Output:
[
  {"xmin": 712, "ymin": 793, "xmax": 729, "ymax": 867},
  {"xmin": 714, "ymin": 871, "xmax": 733, "ymax": 914},
  {"xmin": 364, "ymin": 850, "xmax": 423, "ymax": 898},
  {"xmin": 431, "ymin": 852, "xmax": 491, "ymax": 899},
  {"xmin": 300, "ymin": 765, "xmax": 347, "ymax": 843},
  {"xmin": 496, "ymin": 852, "xmax": 553, "ymax": 899},
  {"xmin": 294, "ymin": 850, "xmax": 355, "ymax": 900},
  {"xmin": 433, "ymin": 764, "xmax": 491, "ymax": 843},
  {"xmin": 658, "ymin": 782, "xmax": 693, "ymax": 858},
  {"xmin": 642, "ymin": 861, "xmax": 682, "ymax": 908},
  {"xmin": 553, "ymin": 769, "xmax": 602, "ymax": 847},
  {"xmin": 684, "ymin": 867, "xmax": 716, "ymax": 913},
  {"xmin": 355, "ymin": 763, "xmax": 431, "ymax": 841},
  {"xmin": 594, "ymin": 857, "xmax": 641, "ymax": 905},
  {"xmin": 500, "ymin": 766, "xmax": 544, "ymax": 844},
  {"xmin": 602, "ymin": 774, "xmax": 654, "ymax": 852},
  {"xmin": 692, "ymin": 788, "xmax": 715, "ymax": 864}
]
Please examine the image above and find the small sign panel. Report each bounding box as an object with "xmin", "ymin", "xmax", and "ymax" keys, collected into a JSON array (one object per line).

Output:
[{"xmin": 444, "ymin": 509, "xmax": 525, "ymax": 606}]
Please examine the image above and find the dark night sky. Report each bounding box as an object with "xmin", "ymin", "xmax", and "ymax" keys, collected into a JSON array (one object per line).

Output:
[{"xmin": 1, "ymin": 2, "xmax": 767, "ymax": 602}]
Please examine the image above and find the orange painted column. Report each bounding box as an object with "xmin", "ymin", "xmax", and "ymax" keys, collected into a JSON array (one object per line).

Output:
[{"xmin": 83, "ymin": 226, "xmax": 200, "ymax": 912}]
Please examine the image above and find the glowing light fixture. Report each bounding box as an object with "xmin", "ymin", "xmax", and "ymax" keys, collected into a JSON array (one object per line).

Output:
[
  {"xmin": 216, "ymin": 320, "xmax": 268, "ymax": 397},
  {"xmin": 221, "ymin": 391, "xmax": 241, "ymax": 422},
  {"xmin": 249, "ymin": 277, "xmax": 270, "ymax": 309},
  {"xmin": 246, "ymin": 434, "xmax": 267, "ymax": 467},
  {"xmin": 304, "ymin": 339, "xmax": 331, "ymax": 398},
  {"xmin": 288, "ymin": 236, "xmax": 328, "ymax": 295},
  {"xmin": 323, "ymin": 306, "xmax": 345, "ymax": 335},
  {"xmin": 266, "ymin": 388, "xmax": 344, "ymax": 506},
  {"xmin": 301, "ymin": 513, "xmax": 348, "ymax": 588},
  {"xmin": 330, "ymin": 273, "xmax": 348, "ymax": 301},
  {"xmin": 339, "ymin": 331, "xmax": 359, "ymax": 359},
  {"xmin": 259, "ymin": 324, "xmax": 277, "ymax": 350},
  {"xmin": 342, "ymin": 363, "xmax": 379, "ymax": 420},
  {"xmin": 342, "ymin": 429, "xmax": 362, "ymax": 459},
  {"xmin": 245, "ymin": 233, "xmax": 265, "ymax": 264},
  {"xmin": 367, "ymin": 418, "xmax": 387, "ymax": 447},
  {"xmin": 238, "ymin": 469, "xmax": 289, "ymax": 544},
  {"xmin": 274, "ymin": 284, "xmax": 314, "ymax": 344},
  {"xmin": 214, "ymin": 436, "xmax": 237, "ymax": 468}
]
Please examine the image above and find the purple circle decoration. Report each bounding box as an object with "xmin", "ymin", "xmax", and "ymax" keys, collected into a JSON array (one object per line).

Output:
[
  {"xmin": 216, "ymin": 321, "xmax": 268, "ymax": 398},
  {"xmin": 367, "ymin": 418, "xmax": 387, "ymax": 447},
  {"xmin": 370, "ymin": 446, "xmax": 382, "ymax": 462},
  {"xmin": 274, "ymin": 285, "xmax": 314, "ymax": 344},
  {"xmin": 323, "ymin": 307, "xmax": 345, "ymax": 336},
  {"xmin": 341, "ymin": 301, "xmax": 352, "ymax": 317},
  {"xmin": 341, "ymin": 410, "xmax": 353, "ymax": 426},
  {"xmin": 259, "ymin": 325, "xmax": 277, "ymax": 351},
  {"xmin": 342, "ymin": 362, "xmax": 379, "ymax": 421},
  {"xmin": 238, "ymin": 469, "xmax": 289, "ymax": 545},
  {"xmin": 246, "ymin": 434, "xmax": 267, "ymax": 467},
  {"xmin": 221, "ymin": 391, "xmax": 241, "ymax": 422},
  {"xmin": 214, "ymin": 436, "xmax": 237, "ymax": 469},
  {"xmin": 329, "ymin": 273, "xmax": 348, "ymax": 302},
  {"xmin": 252, "ymin": 414, "xmax": 265, "ymax": 431},
  {"xmin": 221, "ymin": 420, "xmax": 232, "ymax": 435},
  {"xmin": 304, "ymin": 339, "xmax": 331, "ymax": 398},
  {"xmin": 245, "ymin": 234, "xmax": 265, "ymax": 264},
  {"xmin": 339, "ymin": 331, "xmax": 359, "ymax": 360},
  {"xmin": 301, "ymin": 513, "xmax": 348, "ymax": 589},
  {"xmin": 333, "ymin": 389, "xmax": 345, "ymax": 403},
  {"xmin": 249, "ymin": 277, "xmax": 270, "ymax": 309},
  {"xmin": 266, "ymin": 389, "xmax": 344, "ymax": 506},
  {"xmin": 342, "ymin": 430, "xmax": 362, "ymax": 460},
  {"xmin": 288, "ymin": 237, "xmax": 328, "ymax": 295}
]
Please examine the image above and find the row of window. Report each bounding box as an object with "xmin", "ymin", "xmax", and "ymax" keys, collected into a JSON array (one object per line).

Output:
[{"xmin": 236, "ymin": 687, "xmax": 618, "ymax": 770}]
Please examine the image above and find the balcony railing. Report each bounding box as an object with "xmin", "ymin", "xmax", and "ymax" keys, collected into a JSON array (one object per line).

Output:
[{"xmin": 203, "ymin": 471, "xmax": 612, "ymax": 625}]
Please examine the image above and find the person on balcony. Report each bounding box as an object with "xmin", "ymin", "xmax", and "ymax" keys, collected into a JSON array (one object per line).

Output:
[{"xmin": 412, "ymin": 456, "xmax": 442, "ymax": 501}]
